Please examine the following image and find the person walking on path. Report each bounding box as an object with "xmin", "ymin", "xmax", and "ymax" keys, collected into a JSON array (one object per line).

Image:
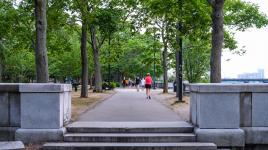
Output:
[
  {"xmin": 141, "ymin": 78, "xmax": 145, "ymax": 91},
  {"xmin": 145, "ymin": 73, "xmax": 152, "ymax": 99},
  {"xmin": 135, "ymin": 76, "xmax": 141, "ymax": 92}
]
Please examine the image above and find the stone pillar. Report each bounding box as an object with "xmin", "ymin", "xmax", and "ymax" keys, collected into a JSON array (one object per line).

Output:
[
  {"xmin": 242, "ymin": 92, "xmax": 268, "ymax": 149},
  {"xmin": 190, "ymin": 84, "xmax": 245, "ymax": 148},
  {"xmin": 15, "ymin": 84, "xmax": 72, "ymax": 143},
  {"xmin": 190, "ymin": 84, "xmax": 268, "ymax": 149},
  {"xmin": 0, "ymin": 84, "xmax": 20, "ymax": 141}
]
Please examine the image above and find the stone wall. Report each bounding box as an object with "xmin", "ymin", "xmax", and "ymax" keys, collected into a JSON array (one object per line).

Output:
[
  {"xmin": 190, "ymin": 84, "xmax": 268, "ymax": 149},
  {"xmin": 0, "ymin": 83, "xmax": 72, "ymax": 143}
]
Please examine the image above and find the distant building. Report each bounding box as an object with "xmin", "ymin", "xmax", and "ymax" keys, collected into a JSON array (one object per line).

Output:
[{"xmin": 238, "ymin": 69, "xmax": 265, "ymax": 79}]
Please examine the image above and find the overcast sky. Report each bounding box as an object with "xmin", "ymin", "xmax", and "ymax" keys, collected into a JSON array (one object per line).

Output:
[{"xmin": 222, "ymin": 0, "xmax": 268, "ymax": 78}]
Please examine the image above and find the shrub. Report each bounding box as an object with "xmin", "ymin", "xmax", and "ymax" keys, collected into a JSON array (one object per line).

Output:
[
  {"xmin": 115, "ymin": 82, "xmax": 120, "ymax": 87},
  {"xmin": 109, "ymin": 82, "xmax": 117, "ymax": 89},
  {"xmin": 102, "ymin": 82, "xmax": 117, "ymax": 90},
  {"xmin": 102, "ymin": 82, "xmax": 110, "ymax": 90}
]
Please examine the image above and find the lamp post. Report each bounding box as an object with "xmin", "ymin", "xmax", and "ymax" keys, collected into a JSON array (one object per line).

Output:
[{"xmin": 176, "ymin": 0, "xmax": 183, "ymax": 102}]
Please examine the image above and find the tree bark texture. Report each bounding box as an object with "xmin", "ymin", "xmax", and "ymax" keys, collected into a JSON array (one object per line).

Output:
[
  {"xmin": 80, "ymin": 21, "xmax": 88, "ymax": 97},
  {"xmin": 90, "ymin": 25, "xmax": 102, "ymax": 92},
  {"xmin": 162, "ymin": 22, "xmax": 168, "ymax": 93},
  {"xmin": 175, "ymin": 49, "xmax": 179, "ymax": 96},
  {"xmin": 210, "ymin": 0, "xmax": 224, "ymax": 83},
  {"xmin": 0, "ymin": 63, "xmax": 2, "ymax": 82},
  {"xmin": 162, "ymin": 42, "xmax": 168, "ymax": 93},
  {"xmin": 34, "ymin": 0, "xmax": 49, "ymax": 83}
]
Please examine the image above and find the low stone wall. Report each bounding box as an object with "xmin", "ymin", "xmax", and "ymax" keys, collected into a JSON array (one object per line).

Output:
[
  {"xmin": 0, "ymin": 83, "xmax": 72, "ymax": 143},
  {"xmin": 190, "ymin": 84, "xmax": 268, "ymax": 149}
]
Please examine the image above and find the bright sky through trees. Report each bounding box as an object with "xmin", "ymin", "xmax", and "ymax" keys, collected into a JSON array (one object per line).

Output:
[{"xmin": 222, "ymin": 0, "xmax": 268, "ymax": 78}]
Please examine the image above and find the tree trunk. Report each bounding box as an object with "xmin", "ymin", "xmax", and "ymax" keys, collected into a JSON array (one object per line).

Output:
[
  {"xmin": 108, "ymin": 36, "xmax": 111, "ymax": 83},
  {"xmin": 90, "ymin": 25, "xmax": 102, "ymax": 92},
  {"xmin": 175, "ymin": 46, "xmax": 179, "ymax": 97},
  {"xmin": 162, "ymin": 43, "xmax": 168, "ymax": 93},
  {"xmin": 0, "ymin": 41, "xmax": 3, "ymax": 82},
  {"xmin": 89, "ymin": 74, "xmax": 93, "ymax": 89},
  {"xmin": 34, "ymin": 0, "xmax": 49, "ymax": 83},
  {"xmin": 210, "ymin": 0, "xmax": 224, "ymax": 83},
  {"xmin": 162, "ymin": 22, "xmax": 168, "ymax": 93},
  {"xmin": 80, "ymin": 21, "xmax": 88, "ymax": 98},
  {"xmin": 0, "ymin": 63, "xmax": 2, "ymax": 82}
]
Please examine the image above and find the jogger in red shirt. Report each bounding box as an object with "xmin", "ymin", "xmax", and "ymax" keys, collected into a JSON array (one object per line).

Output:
[{"xmin": 145, "ymin": 73, "xmax": 153, "ymax": 99}]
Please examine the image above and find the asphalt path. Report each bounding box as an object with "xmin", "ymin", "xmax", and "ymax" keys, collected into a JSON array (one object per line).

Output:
[{"xmin": 78, "ymin": 88, "xmax": 182, "ymax": 122}]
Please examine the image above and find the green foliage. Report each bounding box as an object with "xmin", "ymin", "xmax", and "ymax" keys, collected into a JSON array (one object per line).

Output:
[
  {"xmin": 100, "ymin": 25, "xmax": 163, "ymax": 80},
  {"xmin": 102, "ymin": 81, "xmax": 116, "ymax": 90},
  {"xmin": 225, "ymin": 0, "xmax": 268, "ymax": 31},
  {"xmin": 4, "ymin": 49, "xmax": 35, "ymax": 82},
  {"xmin": 1, "ymin": 0, "xmax": 268, "ymax": 85},
  {"xmin": 109, "ymin": 82, "xmax": 117, "ymax": 89},
  {"xmin": 102, "ymin": 82, "xmax": 109, "ymax": 90},
  {"xmin": 183, "ymin": 38, "xmax": 210, "ymax": 83},
  {"xmin": 115, "ymin": 82, "xmax": 120, "ymax": 87}
]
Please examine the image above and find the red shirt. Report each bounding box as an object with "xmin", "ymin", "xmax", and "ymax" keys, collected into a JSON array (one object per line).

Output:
[{"xmin": 145, "ymin": 76, "xmax": 152, "ymax": 85}]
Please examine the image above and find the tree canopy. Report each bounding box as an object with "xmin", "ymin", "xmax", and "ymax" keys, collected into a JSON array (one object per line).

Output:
[{"xmin": 0, "ymin": 0, "xmax": 267, "ymax": 88}]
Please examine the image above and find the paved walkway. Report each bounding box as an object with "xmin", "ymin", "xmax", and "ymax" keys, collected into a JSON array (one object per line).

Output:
[{"xmin": 78, "ymin": 89, "xmax": 182, "ymax": 122}]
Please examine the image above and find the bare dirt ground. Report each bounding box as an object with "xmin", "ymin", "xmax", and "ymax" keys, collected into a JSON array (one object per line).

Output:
[
  {"xmin": 24, "ymin": 144, "xmax": 42, "ymax": 150},
  {"xmin": 71, "ymin": 89, "xmax": 116, "ymax": 121},
  {"xmin": 152, "ymin": 90, "xmax": 190, "ymax": 122}
]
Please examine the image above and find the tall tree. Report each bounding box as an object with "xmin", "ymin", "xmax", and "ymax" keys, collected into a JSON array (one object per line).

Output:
[
  {"xmin": 80, "ymin": 11, "xmax": 89, "ymax": 97},
  {"xmin": 88, "ymin": 4, "xmax": 121, "ymax": 92},
  {"xmin": 209, "ymin": 0, "xmax": 224, "ymax": 83},
  {"xmin": 161, "ymin": 19, "xmax": 169, "ymax": 93},
  {"xmin": 139, "ymin": 0, "xmax": 173, "ymax": 93},
  {"xmin": 0, "ymin": 45, "xmax": 3, "ymax": 82},
  {"xmin": 34, "ymin": 0, "xmax": 49, "ymax": 82},
  {"xmin": 90, "ymin": 24, "xmax": 102, "ymax": 92},
  {"xmin": 71, "ymin": 0, "xmax": 90, "ymax": 97}
]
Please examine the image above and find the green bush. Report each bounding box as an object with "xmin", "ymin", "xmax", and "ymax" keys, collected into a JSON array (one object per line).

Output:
[
  {"xmin": 115, "ymin": 82, "xmax": 120, "ymax": 87},
  {"xmin": 102, "ymin": 82, "xmax": 110, "ymax": 90},
  {"xmin": 102, "ymin": 82, "xmax": 117, "ymax": 90},
  {"xmin": 109, "ymin": 82, "xmax": 116, "ymax": 89}
]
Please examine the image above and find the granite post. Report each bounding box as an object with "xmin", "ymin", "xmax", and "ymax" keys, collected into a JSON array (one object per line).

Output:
[
  {"xmin": 15, "ymin": 84, "xmax": 72, "ymax": 143},
  {"xmin": 0, "ymin": 84, "xmax": 20, "ymax": 141},
  {"xmin": 190, "ymin": 84, "xmax": 268, "ymax": 149}
]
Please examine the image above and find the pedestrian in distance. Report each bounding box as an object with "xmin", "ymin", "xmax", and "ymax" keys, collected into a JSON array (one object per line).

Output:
[
  {"xmin": 135, "ymin": 76, "xmax": 141, "ymax": 92},
  {"xmin": 122, "ymin": 79, "xmax": 126, "ymax": 88},
  {"xmin": 145, "ymin": 73, "xmax": 152, "ymax": 99},
  {"xmin": 141, "ymin": 78, "xmax": 145, "ymax": 91}
]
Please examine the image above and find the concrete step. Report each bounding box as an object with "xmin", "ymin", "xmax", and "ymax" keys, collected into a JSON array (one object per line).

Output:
[
  {"xmin": 43, "ymin": 142, "xmax": 217, "ymax": 150},
  {"xmin": 66, "ymin": 121, "xmax": 194, "ymax": 133},
  {"xmin": 0, "ymin": 141, "xmax": 25, "ymax": 150},
  {"xmin": 64, "ymin": 133, "xmax": 196, "ymax": 142}
]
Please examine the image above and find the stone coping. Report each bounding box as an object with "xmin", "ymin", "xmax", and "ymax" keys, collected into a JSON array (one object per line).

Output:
[
  {"xmin": 0, "ymin": 83, "xmax": 72, "ymax": 93},
  {"xmin": 0, "ymin": 83, "xmax": 20, "ymax": 92},
  {"xmin": 19, "ymin": 83, "xmax": 72, "ymax": 93},
  {"xmin": 190, "ymin": 83, "xmax": 268, "ymax": 93}
]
